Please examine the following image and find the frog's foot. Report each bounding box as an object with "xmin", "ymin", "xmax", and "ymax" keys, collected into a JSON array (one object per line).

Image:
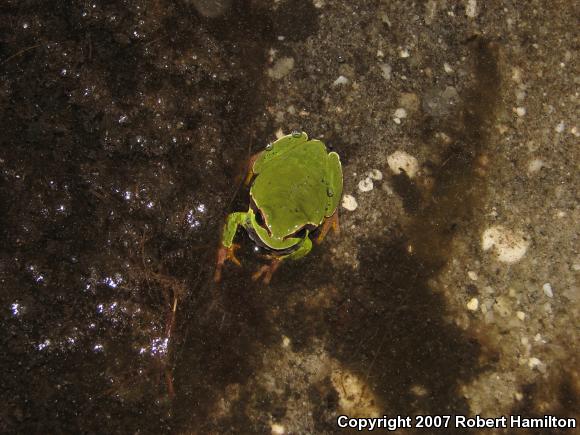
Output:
[
  {"xmin": 213, "ymin": 243, "xmax": 242, "ymax": 282},
  {"xmin": 316, "ymin": 212, "xmax": 340, "ymax": 244},
  {"xmin": 252, "ymin": 258, "xmax": 282, "ymax": 285}
]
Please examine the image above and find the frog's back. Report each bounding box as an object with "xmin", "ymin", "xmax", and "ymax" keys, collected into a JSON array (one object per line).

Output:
[{"xmin": 251, "ymin": 139, "xmax": 331, "ymax": 239}]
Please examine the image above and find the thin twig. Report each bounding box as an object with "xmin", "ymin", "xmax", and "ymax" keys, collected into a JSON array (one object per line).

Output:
[{"xmin": 1, "ymin": 43, "xmax": 43, "ymax": 65}]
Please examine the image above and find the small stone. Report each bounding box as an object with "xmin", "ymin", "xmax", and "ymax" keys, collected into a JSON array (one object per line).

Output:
[
  {"xmin": 367, "ymin": 169, "xmax": 383, "ymax": 180},
  {"xmin": 528, "ymin": 357, "xmax": 545, "ymax": 372},
  {"xmin": 271, "ymin": 423, "xmax": 285, "ymax": 435},
  {"xmin": 467, "ymin": 271, "xmax": 478, "ymax": 281},
  {"xmin": 516, "ymin": 311, "xmax": 526, "ymax": 321},
  {"xmin": 542, "ymin": 283, "xmax": 553, "ymax": 298},
  {"xmin": 333, "ymin": 75, "xmax": 349, "ymax": 86},
  {"xmin": 399, "ymin": 48, "xmax": 410, "ymax": 58},
  {"xmin": 267, "ymin": 57, "xmax": 294, "ymax": 80},
  {"xmin": 379, "ymin": 63, "xmax": 391, "ymax": 80},
  {"xmin": 467, "ymin": 298, "xmax": 479, "ymax": 311},
  {"xmin": 341, "ymin": 194, "xmax": 358, "ymax": 211},
  {"xmin": 393, "ymin": 108, "xmax": 407, "ymax": 121},
  {"xmin": 465, "ymin": 0, "xmax": 477, "ymax": 18},
  {"xmin": 515, "ymin": 107, "xmax": 526, "ymax": 117},
  {"xmin": 527, "ymin": 159, "xmax": 544, "ymax": 173},
  {"xmin": 494, "ymin": 296, "xmax": 511, "ymax": 317},
  {"xmin": 358, "ymin": 177, "xmax": 374, "ymax": 192},
  {"xmin": 515, "ymin": 392, "xmax": 524, "ymax": 401},
  {"xmin": 387, "ymin": 150, "xmax": 419, "ymax": 178},
  {"xmin": 481, "ymin": 226, "xmax": 529, "ymax": 264},
  {"xmin": 282, "ymin": 336, "xmax": 290, "ymax": 348},
  {"xmin": 399, "ymin": 93, "xmax": 420, "ymax": 113},
  {"xmin": 555, "ymin": 121, "xmax": 565, "ymax": 133},
  {"xmin": 443, "ymin": 62, "xmax": 454, "ymax": 74},
  {"xmin": 511, "ymin": 67, "xmax": 522, "ymax": 83}
]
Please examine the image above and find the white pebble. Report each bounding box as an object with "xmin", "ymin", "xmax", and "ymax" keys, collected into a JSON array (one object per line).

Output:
[
  {"xmin": 399, "ymin": 48, "xmax": 410, "ymax": 58},
  {"xmin": 481, "ymin": 226, "xmax": 529, "ymax": 264},
  {"xmin": 333, "ymin": 75, "xmax": 349, "ymax": 86},
  {"xmin": 444, "ymin": 62, "xmax": 454, "ymax": 74},
  {"xmin": 528, "ymin": 357, "xmax": 543, "ymax": 370},
  {"xmin": 465, "ymin": 0, "xmax": 478, "ymax": 18},
  {"xmin": 527, "ymin": 159, "xmax": 544, "ymax": 173},
  {"xmin": 387, "ymin": 150, "xmax": 419, "ymax": 178},
  {"xmin": 467, "ymin": 271, "xmax": 478, "ymax": 281},
  {"xmin": 555, "ymin": 121, "xmax": 565, "ymax": 133},
  {"xmin": 282, "ymin": 336, "xmax": 291, "ymax": 348},
  {"xmin": 516, "ymin": 311, "xmax": 526, "ymax": 321},
  {"xmin": 379, "ymin": 63, "xmax": 391, "ymax": 80},
  {"xmin": 358, "ymin": 177, "xmax": 374, "ymax": 192},
  {"xmin": 271, "ymin": 423, "xmax": 286, "ymax": 435},
  {"xmin": 367, "ymin": 169, "xmax": 383, "ymax": 180},
  {"xmin": 267, "ymin": 57, "xmax": 295, "ymax": 80},
  {"xmin": 515, "ymin": 107, "xmax": 526, "ymax": 117},
  {"xmin": 542, "ymin": 283, "xmax": 553, "ymax": 298},
  {"xmin": 341, "ymin": 194, "xmax": 358, "ymax": 211},
  {"xmin": 467, "ymin": 298, "xmax": 479, "ymax": 311},
  {"xmin": 394, "ymin": 108, "xmax": 407, "ymax": 119}
]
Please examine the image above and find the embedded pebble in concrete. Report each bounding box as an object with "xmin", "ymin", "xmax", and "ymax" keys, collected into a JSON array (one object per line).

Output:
[
  {"xmin": 465, "ymin": 0, "xmax": 478, "ymax": 18},
  {"xmin": 516, "ymin": 311, "xmax": 526, "ymax": 321},
  {"xmin": 271, "ymin": 423, "xmax": 285, "ymax": 434},
  {"xmin": 341, "ymin": 194, "xmax": 358, "ymax": 211},
  {"xmin": 331, "ymin": 369, "xmax": 380, "ymax": 417},
  {"xmin": 358, "ymin": 177, "xmax": 374, "ymax": 192},
  {"xmin": 333, "ymin": 75, "xmax": 349, "ymax": 86},
  {"xmin": 467, "ymin": 298, "xmax": 479, "ymax": 311},
  {"xmin": 468, "ymin": 271, "xmax": 478, "ymax": 281},
  {"xmin": 267, "ymin": 57, "xmax": 294, "ymax": 80},
  {"xmin": 481, "ymin": 226, "xmax": 529, "ymax": 263},
  {"xmin": 387, "ymin": 150, "xmax": 419, "ymax": 178},
  {"xmin": 515, "ymin": 107, "xmax": 526, "ymax": 117},
  {"xmin": 367, "ymin": 169, "xmax": 383, "ymax": 181},
  {"xmin": 393, "ymin": 108, "xmax": 407, "ymax": 124},
  {"xmin": 527, "ymin": 158, "xmax": 544, "ymax": 174},
  {"xmin": 543, "ymin": 283, "xmax": 554, "ymax": 298},
  {"xmin": 379, "ymin": 63, "xmax": 391, "ymax": 80}
]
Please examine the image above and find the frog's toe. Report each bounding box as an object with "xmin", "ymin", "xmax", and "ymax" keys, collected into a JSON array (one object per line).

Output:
[
  {"xmin": 252, "ymin": 259, "xmax": 282, "ymax": 284},
  {"xmin": 214, "ymin": 244, "xmax": 242, "ymax": 282},
  {"xmin": 227, "ymin": 243, "xmax": 242, "ymax": 266}
]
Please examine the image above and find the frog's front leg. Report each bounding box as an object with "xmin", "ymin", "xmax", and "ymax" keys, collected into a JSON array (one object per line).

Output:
[
  {"xmin": 252, "ymin": 237, "xmax": 313, "ymax": 284},
  {"xmin": 214, "ymin": 212, "xmax": 248, "ymax": 282},
  {"xmin": 243, "ymin": 151, "xmax": 264, "ymax": 186}
]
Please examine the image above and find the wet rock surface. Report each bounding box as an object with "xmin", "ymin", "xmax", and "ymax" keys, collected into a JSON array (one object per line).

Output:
[{"xmin": 1, "ymin": 0, "xmax": 578, "ymax": 433}]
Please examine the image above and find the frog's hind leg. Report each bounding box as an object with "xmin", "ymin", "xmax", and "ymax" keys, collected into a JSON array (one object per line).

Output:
[
  {"xmin": 214, "ymin": 212, "xmax": 248, "ymax": 282},
  {"xmin": 315, "ymin": 211, "xmax": 340, "ymax": 244}
]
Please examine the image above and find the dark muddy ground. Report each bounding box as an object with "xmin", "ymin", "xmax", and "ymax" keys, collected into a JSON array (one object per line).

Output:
[{"xmin": 1, "ymin": 1, "xmax": 578, "ymax": 434}]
